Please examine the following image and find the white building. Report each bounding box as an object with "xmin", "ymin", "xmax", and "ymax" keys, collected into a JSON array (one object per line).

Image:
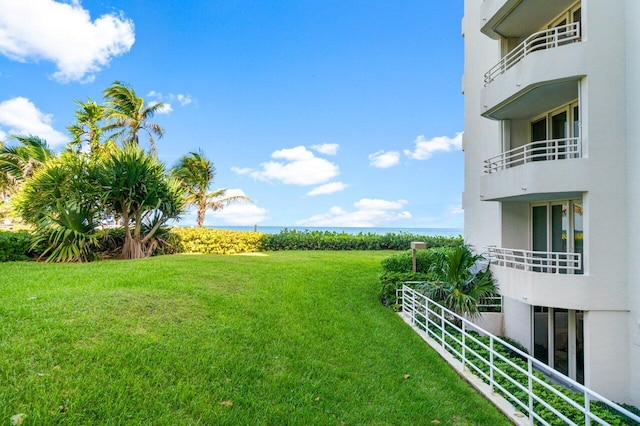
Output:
[{"xmin": 462, "ymin": 0, "xmax": 639, "ymax": 406}]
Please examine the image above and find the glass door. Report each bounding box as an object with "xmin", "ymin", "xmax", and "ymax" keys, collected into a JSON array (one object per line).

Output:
[
  {"xmin": 532, "ymin": 205, "xmax": 548, "ymax": 272},
  {"xmin": 532, "ymin": 307, "xmax": 584, "ymax": 384},
  {"xmin": 551, "ymin": 110, "xmax": 568, "ymax": 160},
  {"xmin": 531, "ymin": 118, "xmax": 547, "ymax": 162},
  {"xmin": 531, "ymin": 200, "xmax": 582, "ymax": 274},
  {"xmin": 554, "ymin": 309, "xmax": 569, "ymax": 376}
]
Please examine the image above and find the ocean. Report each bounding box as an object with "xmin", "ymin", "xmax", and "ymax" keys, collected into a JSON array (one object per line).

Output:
[{"xmin": 208, "ymin": 225, "xmax": 463, "ymax": 237}]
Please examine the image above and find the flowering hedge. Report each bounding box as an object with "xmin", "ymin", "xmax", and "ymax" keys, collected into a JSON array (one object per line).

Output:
[{"xmin": 171, "ymin": 227, "xmax": 264, "ymax": 255}]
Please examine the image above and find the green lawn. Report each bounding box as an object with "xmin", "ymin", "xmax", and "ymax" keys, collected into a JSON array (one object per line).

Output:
[{"xmin": 0, "ymin": 251, "xmax": 510, "ymax": 425}]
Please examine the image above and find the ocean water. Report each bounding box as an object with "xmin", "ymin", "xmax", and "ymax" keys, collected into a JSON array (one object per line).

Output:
[{"xmin": 208, "ymin": 225, "xmax": 463, "ymax": 237}]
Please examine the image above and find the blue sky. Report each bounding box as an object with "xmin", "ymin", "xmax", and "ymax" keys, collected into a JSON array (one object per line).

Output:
[{"xmin": 0, "ymin": 0, "xmax": 464, "ymax": 229}]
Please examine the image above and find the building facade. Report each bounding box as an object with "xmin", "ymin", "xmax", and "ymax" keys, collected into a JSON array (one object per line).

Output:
[{"xmin": 462, "ymin": 0, "xmax": 639, "ymax": 406}]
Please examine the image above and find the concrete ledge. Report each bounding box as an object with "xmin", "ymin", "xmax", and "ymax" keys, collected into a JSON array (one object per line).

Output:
[{"xmin": 398, "ymin": 312, "xmax": 530, "ymax": 426}]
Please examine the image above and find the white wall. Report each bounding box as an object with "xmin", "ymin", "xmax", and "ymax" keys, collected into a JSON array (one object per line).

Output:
[
  {"xmin": 465, "ymin": 0, "xmax": 637, "ymax": 405},
  {"xmin": 626, "ymin": 0, "xmax": 640, "ymax": 407},
  {"xmin": 585, "ymin": 311, "xmax": 630, "ymax": 404},
  {"xmin": 502, "ymin": 297, "xmax": 532, "ymax": 352},
  {"xmin": 462, "ymin": 0, "xmax": 501, "ymax": 249}
]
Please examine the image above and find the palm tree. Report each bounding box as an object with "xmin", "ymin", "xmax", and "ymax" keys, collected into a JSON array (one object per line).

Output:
[
  {"xmin": 13, "ymin": 151, "xmax": 103, "ymax": 262},
  {"xmin": 171, "ymin": 150, "xmax": 252, "ymax": 227},
  {"xmin": 67, "ymin": 98, "xmax": 106, "ymax": 154},
  {"xmin": 0, "ymin": 140, "xmax": 12, "ymax": 201},
  {"xmin": 417, "ymin": 245, "xmax": 498, "ymax": 320},
  {"xmin": 102, "ymin": 81, "xmax": 165, "ymax": 155},
  {"xmin": 0, "ymin": 135, "xmax": 54, "ymax": 185},
  {"xmin": 99, "ymin": 143, "xmax": 184, "ymax": 259}
]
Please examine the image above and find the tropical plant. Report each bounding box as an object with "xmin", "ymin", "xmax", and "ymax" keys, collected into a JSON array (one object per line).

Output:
[
  {"xmin": 0, "ymin": 135, "xmax": 54, "ymax": 185},
  {"xmin": 13, "ymin": 152, "xmax": 103, "ymax": 262},
  {"xmin": 67, "ymin": 98, "xmax": 106, "ymax": 154},
  {"xmin": 0, "ymin": 140, "xmax": 12, "ymax": 201},
  {"xmin": 416, "ymin": 245, "xmax": 498, "ymax": 319},
  {"xmin": 171, "ymin": 150, "xmax": 251, "ymax": 227},
  {"xmin": 102, "ymin": 81, "xmax": 165, "ymax": 154},
  {"xmin": 98, "ymin": 143, "xmax": 184, "ymax": 259}
]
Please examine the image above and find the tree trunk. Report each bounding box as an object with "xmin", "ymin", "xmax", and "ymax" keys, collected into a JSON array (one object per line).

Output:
[
  {"xmin": 120, "ymin": 211, "xmax": 147, "ymax": 259},
  {"xmin": 197, "ymin": 207, "xmax": 205, "ymax": 227},
  {"xmin": 121, "ymin": 231, "xmax": 146, "ymax": 259}
]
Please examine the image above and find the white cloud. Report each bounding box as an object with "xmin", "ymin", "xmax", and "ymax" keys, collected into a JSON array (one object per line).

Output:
[
  {"xmin": 209, "ymin": 203, "xmax": 269, "ymax": 226},
  {"xmin": 369, "ymin": 150, "xmax": 400, "ymax": 168},
  {"xmin": 311, "ymin": 143, "xmax": 339, "ymax": 155},
  {"xmin": 147, "ymin": 91, "xmax": 194, "ymax": 109},
  {"xmin": 272, "ymin": 146, "xmax": 315, "ymax": 161},
  {"xmin": 295, "ymin": 198, "xmax": 412, "ymax": 227},
  {"xmin": 208, "ymin": 189, "xmax": 268, "ymax": 225},
  {"xmin": 354, "ymin": 198, "xmax": 408, "ymax": 211},
  {"xmin": 231, "ymin": 166, "xmax": 254, "ymax": 175},
  {"xmin": 176, "ymin": 94, "xmax": 193, "ymax": 106},
  {"xmin": 0, "ymin": 0, "xmax": 135, "ymax": 83},
  {"xmin": 0, "ymin": 97, "xmax": 67, "ymax": 146},
  {"xmin": 149, "ymin": 101, "xmax": 173, "ymax": 114},
  {"xmin": 233, "ymin": 145, "xmax": 340, "ymax": 186},
  {"xmin": 404, "ymin": 132, "xmax": 463, "ymax": 160},
  {"xmin": 306, "ymin": 181, "xmax": 347, "ymax": 196},
  {"xmin": 449, "ymin": 204, "xmax": 464, "ymax": 215}
]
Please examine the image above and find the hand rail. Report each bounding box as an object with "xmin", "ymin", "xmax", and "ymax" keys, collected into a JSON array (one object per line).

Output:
[
  {"xmin": 484, "ymin": 137, "xmax": 581, "ymax": 174},
  {"xmin": 484, "ymin": 22, "xmax": 581, "ymax": 86},
  {"xmin": 398, "ymin": 285, "xmax": 640, "ymax": 425},
  {"xmin": 487, "ymin": 246, "xmax": 582, "ymax": 273}
]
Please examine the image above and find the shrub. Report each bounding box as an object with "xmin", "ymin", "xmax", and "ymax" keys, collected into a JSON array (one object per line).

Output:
[
  {"xmin": 0, "ymin": 230, "xmax": 34, "ymax": 261},
  {"xmin": 260, "ymin": 229, "xmax": 463, "ymax": 251},
  {"xmin": 379, "ymin": 248, "xmax": 454, "ymax": 307},
  {"xmin": 171, "ymin": 227, "xmax": 263, "ymax": 255}
]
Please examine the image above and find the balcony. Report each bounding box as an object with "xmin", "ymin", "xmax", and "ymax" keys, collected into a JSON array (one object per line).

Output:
[
  {"xmin": 485, "ymin": 22, "xmax": 581, "ymax": 86},
  {"xmin": 484, "ymin": 137, "xmax": 581, "ymax": 174},
  {"xmin": 487, "ymin": 246, "xmax": 582, "ymax": 274},
  {"xmin": 481, "ymin": 0, "xmax": 577, "ymax": 40}
]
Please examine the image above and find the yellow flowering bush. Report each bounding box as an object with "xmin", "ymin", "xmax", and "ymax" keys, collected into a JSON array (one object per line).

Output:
[{"xmin": 171, "ymin": 227, "xmax": 264, "ymax": 255}]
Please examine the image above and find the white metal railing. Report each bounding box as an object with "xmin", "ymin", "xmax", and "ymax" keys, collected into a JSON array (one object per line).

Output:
[
  {"xmin": 478, "ymin": 295, "xmax": 502, "ymax": 312},
  {"xmin": 484, "ymin": 137, "xmax": 581, "ymax": 174},
  {"xmin": 487, "ymin": 246, "xmax": 582, "ymax": 274},
  {"xmin": 397, "ymin": 285, "xmax": 640, "ymax": 426},
  {"xmin": 484, "ymin": 22, "xmax": 581, "ymax": 86}
]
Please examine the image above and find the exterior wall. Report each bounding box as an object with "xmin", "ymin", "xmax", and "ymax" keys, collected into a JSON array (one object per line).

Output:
[
  {"xmin": 492, "ymin": 266, "xmax": 626, "ymax": 311},
  {"xmin": 464, "ymin": 0, "xmax": 637, "ymax": 405},
  {"xmin": 461, "ymin": 0, "xmax": 501, "ymax": 249},
  {"xmin": 502, "ymin": 297, "xmax": 532, "ymax": 352},
  {"xmin": 470, "ymin": 312, "xmax": 503, "ymax": 336},
  {"xmin": 580, "ymin": 2, "xmax": 628, "ymax": 317},
  {"xmin": 626, "ymin": 0, "xmax": 640, "ymax": 408},
  {"xmin": 585, "ymin": 311, "xmax": 630, "ymax": 403},
  {"xmin": 500, "ymin": 202, "xmax": 528, "ymax": 249}
]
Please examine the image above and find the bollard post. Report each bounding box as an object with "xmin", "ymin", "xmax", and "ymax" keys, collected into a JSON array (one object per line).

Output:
[{"xmin": 410, "ymin": 242, "xmax": 426, "ymax": 272}]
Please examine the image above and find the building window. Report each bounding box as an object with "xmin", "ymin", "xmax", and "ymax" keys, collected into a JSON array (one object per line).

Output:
[
  {"xmin": 547, "ymin": 2, "xmax": 582, "ymax": 42},
  {"xmin": 531, "ymin": 199, "xmax": 584, "ymax": 274},
  {"xmin": 530, "ymin": 102, "xmax": 580, "ymax": 161},
  {"xmin": 533, "ymin": 306, "xmax": 584, "ymax": 384}
]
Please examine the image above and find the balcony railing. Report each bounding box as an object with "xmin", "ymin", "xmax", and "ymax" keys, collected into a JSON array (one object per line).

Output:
[
  {"xmin": 397, "ymin": 285, "xmax": 640, "ymax": 425},
  {"xmin": 484, "ymin": 137, "xmax": 581, "ymax": 173},
  {"xmin": 484, "ymin": 22, "xmax": 581, "ymax": 86},
  {"xmin": 487, "ymin": 246, "xmax": 582, "ymax": 274}
]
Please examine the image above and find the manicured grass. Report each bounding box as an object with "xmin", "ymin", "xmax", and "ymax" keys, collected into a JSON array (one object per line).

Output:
[{"xmin": 0, "ymin": 252, "xmax": 511, "ymax": 425}]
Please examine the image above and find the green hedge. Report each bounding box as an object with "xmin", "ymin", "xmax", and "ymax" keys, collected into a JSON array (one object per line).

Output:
[
  {"xmin": 260, "ymin": 229, "xmax": 462, "ymax": 251},
  {"xmin": 0, "ymin": 230, "xmax": 34, "ymax": 261},
  {"xmin": 0, "ymin": 227, "xmax": 464, "ymax": 260},
  {"xmin": 379, "ymin": 247, "xmax": 457, "ymax": 308}
]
